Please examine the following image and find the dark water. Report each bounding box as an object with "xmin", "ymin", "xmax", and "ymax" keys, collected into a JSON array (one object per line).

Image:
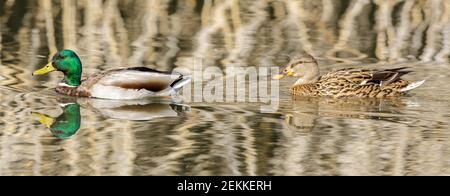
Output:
[{"xmin": 0, "ymin": 0, "xmax": 450, "ymax": 175}]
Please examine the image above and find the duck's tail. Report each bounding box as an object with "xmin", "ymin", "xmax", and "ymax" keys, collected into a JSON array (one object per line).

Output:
[
  {"xmin": 400, "ymin": 80, "xmax": 426, "ymax": 92},
  {"xmin": 170, "ymin": 75, "xmax": 192, "ymax": 93}
]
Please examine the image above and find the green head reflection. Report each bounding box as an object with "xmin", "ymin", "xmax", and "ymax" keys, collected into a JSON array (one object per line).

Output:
[{"xmin": 34, "ymin": 103, "xmax": 81, "ymax": 140}]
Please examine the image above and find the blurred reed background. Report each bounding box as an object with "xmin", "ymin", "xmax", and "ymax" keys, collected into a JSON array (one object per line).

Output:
[
  {"xmin": 0, "ymin": 0, "xmax": 449, "ymax": 175},
  {"xmin": 1, "ymin": 0, "xmax": 449, "ymax": 67}
]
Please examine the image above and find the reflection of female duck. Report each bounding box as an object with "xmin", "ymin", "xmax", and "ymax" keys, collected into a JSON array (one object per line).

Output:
[
  {"xmin": 33, "ymin": 103, "xmax": 81, "ymax": 140},
  {"xmin": 283, "ymin": 96, "xmax": 411, "ymax": 130}
]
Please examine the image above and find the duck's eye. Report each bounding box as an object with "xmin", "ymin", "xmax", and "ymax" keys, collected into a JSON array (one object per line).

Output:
[{"xmin": 58, "ymin": 55, "xmax": 65, "ymax": 60}]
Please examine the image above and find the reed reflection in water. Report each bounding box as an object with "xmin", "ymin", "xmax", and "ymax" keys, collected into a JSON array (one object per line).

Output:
[{"xmin": 0, "ymin": 0, "xmax": 449, "ymax": 175}]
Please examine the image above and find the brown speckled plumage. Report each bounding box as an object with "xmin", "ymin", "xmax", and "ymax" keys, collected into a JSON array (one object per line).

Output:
[{"xmin": 290, "ymin": 68, "xmax": 411, "ymax": 98}]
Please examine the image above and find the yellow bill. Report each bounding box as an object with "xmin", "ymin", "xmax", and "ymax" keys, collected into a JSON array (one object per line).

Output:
[
  {"xmin": 286, "ymin": 69, "xmax": 294, "ymax": 77},
  {"xmin": 33, "ymin": 62, "xmax": 56, "ymax": 76},
  {"xmin": 33, "ymin": 112, "xmax": 55, "ymax": 128},
  {"xmin": 272, "ymin": 68, "xmax": 293, "ymax": 80},
  {"xmin": 272, "ymin": 74, "xmax": 286, "ymax": 80}
]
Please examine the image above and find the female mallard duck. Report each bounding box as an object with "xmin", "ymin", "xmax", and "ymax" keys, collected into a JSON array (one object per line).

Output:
[
  {"xmin": 273, "ymin": 54, "xmax": 425, "ymax": 98},
  {"xmin": 32, "ymin": 50, "xmax": 191, "ymax": 100}
]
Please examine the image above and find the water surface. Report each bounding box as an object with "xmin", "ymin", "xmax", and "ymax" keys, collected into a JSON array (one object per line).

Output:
[{"xmin": 0, "ymin": 0, "xmax": 449, "ymax": 176}]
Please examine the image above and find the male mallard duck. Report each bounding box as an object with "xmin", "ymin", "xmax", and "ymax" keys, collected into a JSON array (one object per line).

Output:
[
  {"xmin": 273, "ymin": 54, "xmax": 425, "ymax": 98},
  {"xmin": 32, "ymin": 50, "xmax": 191, "ymax": 100}
]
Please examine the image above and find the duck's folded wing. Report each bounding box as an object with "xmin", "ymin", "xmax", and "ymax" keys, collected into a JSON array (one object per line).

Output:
[
  {"xmin": 328, "ymin": 67, "xmax": 412, "ymax": 86},
  {"xmin": 366, "ymin": 67, "xmax": 412, "ymax": 86}
]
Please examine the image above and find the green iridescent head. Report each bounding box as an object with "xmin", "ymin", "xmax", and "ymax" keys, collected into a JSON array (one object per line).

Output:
[{"xmin": 33, "ymin": 50, "xmax": 83, "ymax": 86}]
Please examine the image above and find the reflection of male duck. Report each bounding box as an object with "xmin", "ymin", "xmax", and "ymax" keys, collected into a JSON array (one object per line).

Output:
[
  {"xmin": 33, "ymin": 103, "xmax": 81, "ymax": 140},
  {"xmin": 33, "ymin": 99, "xmax": 190, "ymax": 139},
  {"xmin": 84, "ymin": 99, "xmax": 190, "ymax": 121}
]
